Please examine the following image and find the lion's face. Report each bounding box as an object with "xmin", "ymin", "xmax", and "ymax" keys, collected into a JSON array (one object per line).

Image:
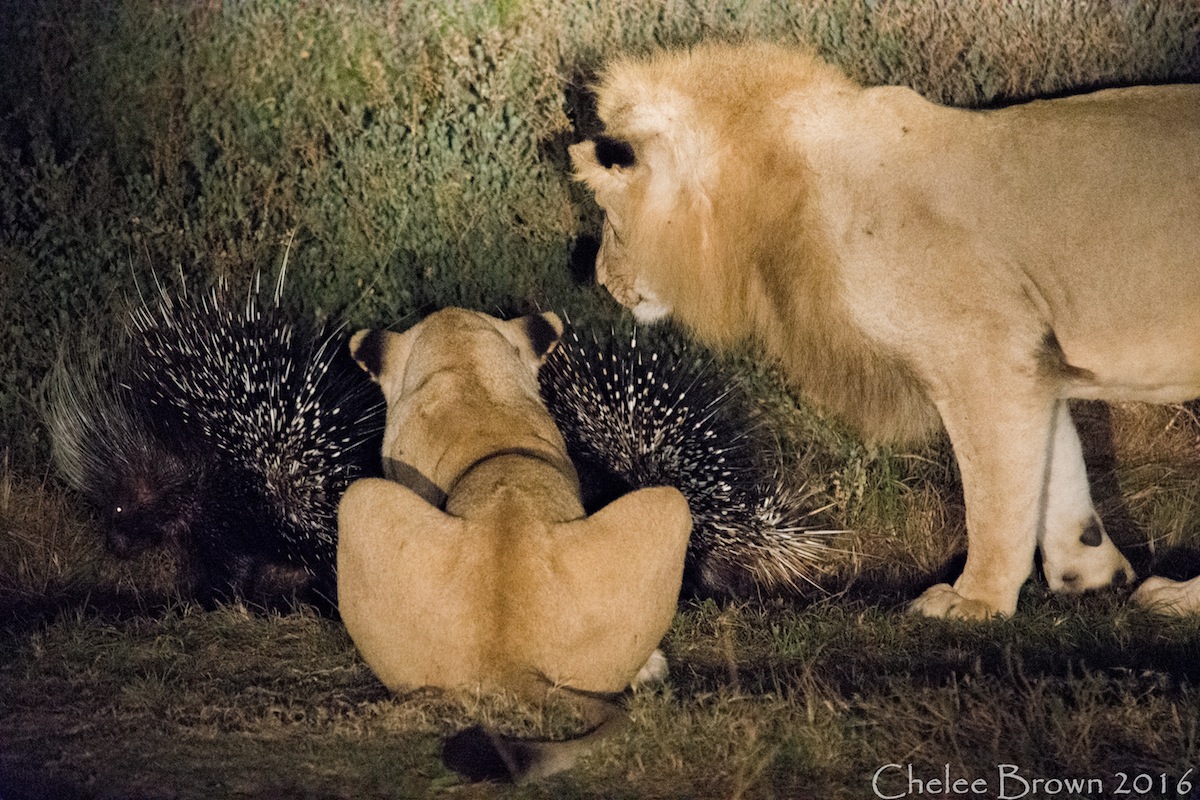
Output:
[
  {"xmin": 570, "ymin": 136, "xmax": 677, "ymax": 323},
  {"xmin": 596, "ymin": 220, "xmax": 674, "ymax": 324},
  {"xmin": 570, "ymin": 76, "xmax": 766, "ymax": 352}
]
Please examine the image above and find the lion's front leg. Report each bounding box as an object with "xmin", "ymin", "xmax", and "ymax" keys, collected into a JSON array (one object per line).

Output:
[
  {"xmin": 910, "ymin": 390, "xmax": 1053, "ymax": 619},
  {"xmin": 1038, "ymin": 400, "xmax": 1134, "ymax": 594}
]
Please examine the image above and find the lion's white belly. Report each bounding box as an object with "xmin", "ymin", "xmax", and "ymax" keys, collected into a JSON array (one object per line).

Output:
[
  {"xmin": 1061, "ymin": 354, "xmax": 1200, "ymax": 404},
  {"xmin": 1068, "ymin": 381, "xmax": 1200, "ymax": 404},
  {"xmin": 1051, "ymin": 293, "xmax": 1200, "ymax": 404}
]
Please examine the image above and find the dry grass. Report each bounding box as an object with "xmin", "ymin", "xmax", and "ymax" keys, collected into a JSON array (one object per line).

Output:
[
  {"xmin": 4, "ymin": 596, "xmax": 1199, "ymax": 800},
  {"xmin": 4, "ymin": 447, "xmax": 1200, "ymax": 798},
  {"xmin": 0, "ymin": 455, "xmax": 104, "ymax": 601}
]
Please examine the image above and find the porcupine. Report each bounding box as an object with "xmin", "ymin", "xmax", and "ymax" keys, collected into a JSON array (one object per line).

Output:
[
  {"xmin": 539, "ymin": 324, "xmax": 840, "ymax": 598},
  {"xmin": 47, "ymin": 273, "xmax": 385, "ymax": 609}
]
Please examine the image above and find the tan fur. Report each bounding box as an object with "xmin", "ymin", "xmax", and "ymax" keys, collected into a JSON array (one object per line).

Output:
[
  {"xmin": 336, "ymin": 309, "xmax": 691, "ymax": 747},
  {"xmin": 570, "ymin": 42, "xmax": 1200, "ymax": 618},
  {"xmin": 1134, "ymin": 575, "xmax": 1200, "ymax": 614}
]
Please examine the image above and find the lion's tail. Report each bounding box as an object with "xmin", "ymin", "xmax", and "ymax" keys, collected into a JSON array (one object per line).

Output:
[{"xmin": 441, "ymin": 688, "xmax": 627, "ymax": 783}]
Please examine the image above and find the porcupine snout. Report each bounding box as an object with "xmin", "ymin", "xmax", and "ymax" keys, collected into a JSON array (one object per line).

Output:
[{"xmin": 104, "ymin": 448, "xmax": 201, "ymax": 559}]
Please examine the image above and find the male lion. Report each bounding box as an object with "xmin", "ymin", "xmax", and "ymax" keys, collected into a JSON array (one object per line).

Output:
[
  {"xmin": 337, "ymin": 308, "xmax": 692, "ymax": 780},
  {"xmin": 569, "ymin": 42, "xmax": 1200, "ymax": 619}
]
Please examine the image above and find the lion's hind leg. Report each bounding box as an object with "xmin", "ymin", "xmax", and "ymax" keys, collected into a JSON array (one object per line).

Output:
[
  {"xmin": 1038, "ymin": 400, "xmax": 1135, "ymax": 595},
  {"xmin": 1132, "ymin": 576, "xmax": 1200, "ymax": 614}
]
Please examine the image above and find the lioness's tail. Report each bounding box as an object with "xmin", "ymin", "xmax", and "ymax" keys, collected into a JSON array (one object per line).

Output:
[{"xmin": 441, "ymin": 690, "xmax": 627, "ymax": 783}]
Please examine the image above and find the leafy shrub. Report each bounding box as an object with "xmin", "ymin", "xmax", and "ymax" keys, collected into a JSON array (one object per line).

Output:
[{"xmin": 1, "ymin": 0, "xmax": 1197, "ymax": 465}]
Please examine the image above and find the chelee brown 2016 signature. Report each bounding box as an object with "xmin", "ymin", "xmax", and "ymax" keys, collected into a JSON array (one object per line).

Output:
[{"xmin": 870, "ymin": 763, "xmax": 1196, "ymax": 799}]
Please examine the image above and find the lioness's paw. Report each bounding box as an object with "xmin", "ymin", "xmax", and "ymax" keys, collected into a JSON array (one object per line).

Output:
[
  {"xmin": 630, "ymin": 648, "xmax": 669, "ymax": 690},
  {"xmin": 1042, "ymin": 524, "xmax": 1134, "ymax": 595},
  {"xmin": 1132, "ymin": 576, "xmax": 1200, "ymax": 615},
  {"xmin": 908, "ymin": 584, "xmax": 1009, "ymax": 620}
]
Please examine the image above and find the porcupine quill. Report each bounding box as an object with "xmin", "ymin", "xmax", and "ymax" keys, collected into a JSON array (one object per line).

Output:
[{"xmin": 539, "ymin": 324, "xmax": 840, "ymax": 597}]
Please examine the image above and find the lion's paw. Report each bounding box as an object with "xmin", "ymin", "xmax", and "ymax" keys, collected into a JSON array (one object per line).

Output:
[
  {"xmin": 630, "ymin": 648, "xmax": 669, "ymax": 690},
  {"xmin": 908, "ymin": 584, "xmax": 1009, "ymax": 620},
  {"xmin": 1132, "ymin": 576, "xmax": 1200, "ymax": 615},
  {"xmin": 1042, "ymin": 521, "xmax": 1134, "ymax": 595}
]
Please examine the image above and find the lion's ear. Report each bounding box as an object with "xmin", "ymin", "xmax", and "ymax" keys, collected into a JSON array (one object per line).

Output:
[
  {"xmin": 591, "ymin": 75, "xmax": 713, "ymax": 201},
  {"xmin": 570, "ymin": 139, "xmax": 633, "ymax": 195},
  {"xmin": 593, "ymin": 135, "xmax": 636, "ymax": 169}
]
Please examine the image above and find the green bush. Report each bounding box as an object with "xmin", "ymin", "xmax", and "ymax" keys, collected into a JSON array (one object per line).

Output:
[{"xmin": 1, "ymin": 0, "xmax": 1197, "ymax": 465}]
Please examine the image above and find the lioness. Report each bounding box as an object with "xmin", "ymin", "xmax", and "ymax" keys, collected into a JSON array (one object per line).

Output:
[
  {"xmin": 336, "ymin": 307, "xmax": 692, "ymax": 780},
  {"xmin": 569, "ymin": 42, "xmax": 1200, "ymax": 619}
]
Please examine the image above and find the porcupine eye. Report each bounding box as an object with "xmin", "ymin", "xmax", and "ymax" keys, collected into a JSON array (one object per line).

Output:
[{"xmin": 106, "ymin": 501, "xmax": 145, "ymax": 558}]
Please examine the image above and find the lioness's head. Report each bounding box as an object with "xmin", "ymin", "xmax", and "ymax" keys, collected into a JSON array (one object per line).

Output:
[
  {"xmin": 349, "ymin": 309, "xmax": 563, "ymax": 403},
  {"xmin": 349, "ymin": 308, "xmax": 564, "ymax": 485}
]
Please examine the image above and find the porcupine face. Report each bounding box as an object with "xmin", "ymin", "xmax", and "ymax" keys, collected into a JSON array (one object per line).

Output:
[
  {"xmin": 104, "ymin": 446, "xmax": 201, "ymax": 558},
  {"xmin": 45, "ymin": 340, "xmax": 202, "ymax": 560},
  {"xmin": 127, "ymin": 282, "xmax": 385, "ymax": 573},
  {"xmin": 49, "ymin": 274, "xmax": 385, "ymax": 608}
]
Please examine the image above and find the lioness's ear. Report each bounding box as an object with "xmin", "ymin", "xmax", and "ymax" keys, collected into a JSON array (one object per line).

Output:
[
  {"xmin": 348, "ymin": 329, "xmax": 386, "ymax": 382},
  {"xmin": 349, "ymin": 328, "xmax": 413, "ymax": 389},
  {"xmin": 523, "ymin": 311, "xmax": 564, "ymax": 359},
  {"xmin": 496, "ymin": 312, "xmax": 564, "ymax": 368}
]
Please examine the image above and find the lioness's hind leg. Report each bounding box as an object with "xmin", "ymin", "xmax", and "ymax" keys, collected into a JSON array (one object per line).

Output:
[
  {"xmin": 630, "ymin": 648, "xmax": 668, "ymax": 689},
  {"xmin": 1038, "ymin": 401, "xmax": 1135, "ymax": 594}
]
